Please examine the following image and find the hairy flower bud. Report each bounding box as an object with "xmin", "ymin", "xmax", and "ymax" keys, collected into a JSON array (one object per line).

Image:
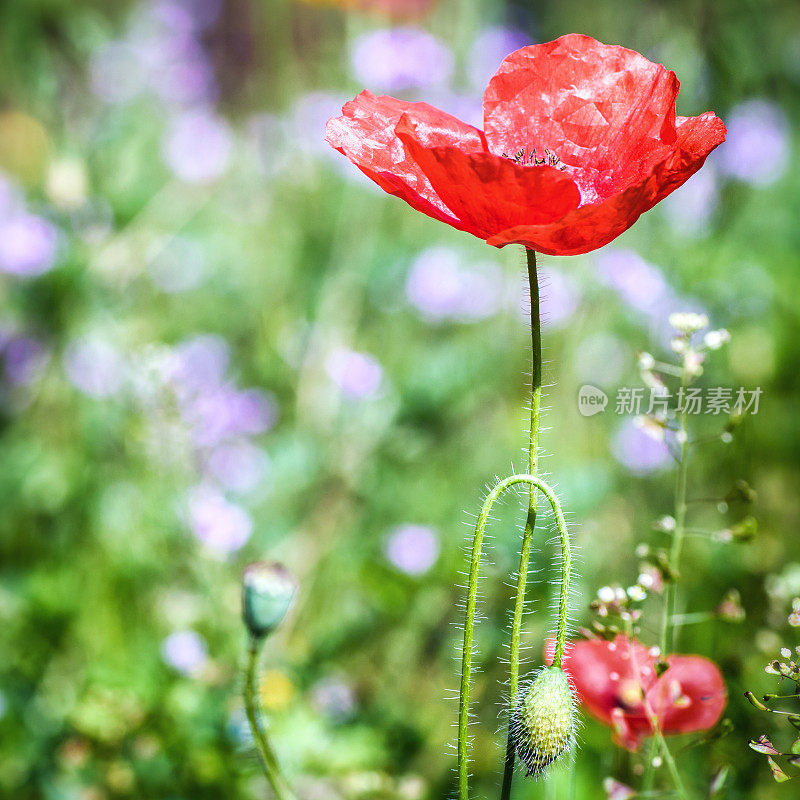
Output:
[
  {"xmin": 242, "ymin": 562, "xmax": 297, "ymax": 639},
  {"xmin": 512, "ymin": 666, "xmax": 577, "ymax": 777}
]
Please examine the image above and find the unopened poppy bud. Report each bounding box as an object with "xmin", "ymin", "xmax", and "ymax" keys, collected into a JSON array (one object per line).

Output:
[
  {"xmin": 242, "ymin": 562, "xmax": 297, "ymax": 639},
  {"xmin": 512, "ymin": 666, "xmax": 577, "ymax": 777}
]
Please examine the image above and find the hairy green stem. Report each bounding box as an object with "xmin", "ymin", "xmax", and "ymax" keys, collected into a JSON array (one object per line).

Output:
[
  {"xmin": 458, "ymin": 473, "xmax": 572, "ymax": 800},
  {"xmin": 500, "ymin": 247, "xmax": 542, "ymax": 800},
  {"xmin": 244, "ymin": 637, "xmax": 296, "ymax": 800}
]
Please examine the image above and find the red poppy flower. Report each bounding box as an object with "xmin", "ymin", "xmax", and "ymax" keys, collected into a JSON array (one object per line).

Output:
[
  {"xmin": 545, "ymin": 635, "xmax": 727, "ymax": 750},
  {"xmin": 325, "ymin": 34, "xmax": 726, "ymax": 256}
]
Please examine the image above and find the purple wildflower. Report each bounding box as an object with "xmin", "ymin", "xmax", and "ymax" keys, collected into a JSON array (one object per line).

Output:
[
  {"xmin": 0, "ymin": 214, "xmax": 59, "ymax": 277},
  {"xmin": 405, "ymin": 246, "xmax": 502, "ymax": 322},
  {"xmin": 161, "ymin": 108, "xmax": 232, "ymax": 183},
  {"xmin": 596, "ymin": 250, "xmax": 670, "ymax": 316},
  {"xmin": 161, "ymin": 630, "xmax": 208, "ymax": 675},
  {"xmin": 171, "ymin": 334, "xmax": 230, "ymax": 397},
  {"xmin": 718, "ymin": 99, "xmax": 789, "ymax": 186},
  {"xmin": 3, "ymin": 336, "xmax": 48, "ymax": 385},
  {"xmin": 205, "ymin": 439, "xmax": 269, "ymax": 493},
  {"xmin": 612, "ymin": 418, "xmax": 671, "ymax": 475},
  {"xmin": 186, "ymin": 484, "xmax": 253, "ymax": 553},
  {"xmin": 385, "ymin": 524, "xmax": 439, "ymax": 576},
  {"xmin": 325, "ymin": 348, "xmax": 383, "ymax": 399},
  {"xmin": 63, "ymin": 337, "xmax": 126, "ymax": 399},
  {"xmin": 350, "ymin": 27, "xmax": 453, "ymax": 92}
]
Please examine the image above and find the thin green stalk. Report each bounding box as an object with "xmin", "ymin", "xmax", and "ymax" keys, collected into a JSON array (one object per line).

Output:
[
  {"xmin": 458, "ymin": 473, "xmax": 572, "ymax": 800},
  {"xmin": 657, "ymin": 731, "xmax": 690, "ymax": 800},
  {"xmin": 662, "ymin": 372, "xmax": 691, "ymax": 655},
  {"xmin": 624, "ymin": 619, "xmax": 689, "ymax": 800},
  {"xmin": 244, "ymin": 637, "xmax": 296, "ymax": 800},
  {"xmin": 500, "ymin": 247, "xmax": 542, "ymax": 800}
]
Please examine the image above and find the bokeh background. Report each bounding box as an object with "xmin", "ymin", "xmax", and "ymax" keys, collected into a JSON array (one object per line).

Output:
[{"xmin": 1, "ymin": 0, "xmax": 800, "ymax": 798}]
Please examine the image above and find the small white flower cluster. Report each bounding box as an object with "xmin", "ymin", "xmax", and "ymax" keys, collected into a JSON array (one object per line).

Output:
[
  {"xmin": 666, "ymin": 311, "xmax": 731, "ymax": 380},
  {"xmin": 764, "ymin": 646, "xmax": 800, "ymax": 680},
  {"xmin": 704, "ymin": 329, "xmax": 731, "ymax": 350},
  {"xmin": 669, "ymin": 311, "xmax": 708, "ymax": 334},
  {"xmin": 790, "ymin": 598, "xmax": 800, "ymax": 627},
  {"xmin": 594, "ymin": 581, "xmax": 649, "ymax": 616}
]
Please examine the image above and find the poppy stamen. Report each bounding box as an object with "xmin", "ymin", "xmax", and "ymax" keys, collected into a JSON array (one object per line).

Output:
[{"xmin": 502, "ymin": 147, "xmax": 567, "ymax": 170}]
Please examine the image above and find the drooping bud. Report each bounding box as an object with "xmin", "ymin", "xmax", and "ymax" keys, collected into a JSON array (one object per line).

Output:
[
  {"xmin": 242, "ymin": 562, "xmax": 297, "ymax": 639},
  {"xmin": 512, "ymin": 666, "xmax": 577, "ymax": 777}
]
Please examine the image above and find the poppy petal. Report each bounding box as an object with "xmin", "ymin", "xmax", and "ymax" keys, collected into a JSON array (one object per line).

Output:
[
  {"xmin": 483, "ymin": 35, "xmax": 682, "ymax": 187},
  {"xmin": 487, "ymin": 115, "xmax": 725, "ymax": 257},
  {"xmin": 646, "ymin": 655, "xmax": 727, "ymax": 735},
  {"xmin": 395, "ymin": 116, "xmax": 581, "ymax": 240},
  {"xmin": 325, "ymin": 90, "xmax": 487, "ymax": 233}
]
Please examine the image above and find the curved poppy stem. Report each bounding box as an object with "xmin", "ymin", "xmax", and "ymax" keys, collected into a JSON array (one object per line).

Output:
[
  {"xmin": 500, "ymin": 248, "xmax": 542, "ymax": 800},
  {"xmin": 458, "ymin": 473, "xmax": 572, "ymax": 800},
  {"xmin": 244, "ymin": 637, "xmax": 297, "ymax": 800}
]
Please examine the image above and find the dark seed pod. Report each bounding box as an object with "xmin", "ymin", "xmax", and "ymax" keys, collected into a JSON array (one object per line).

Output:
[{"xmin": 512, "ymin": 666, "xmax": 577, "ymax": 777}]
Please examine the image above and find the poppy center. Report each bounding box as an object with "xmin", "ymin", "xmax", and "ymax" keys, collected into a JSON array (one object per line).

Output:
[{"xmin": 501, "ymin": 147, "xmax": 567, "ymax": 171}]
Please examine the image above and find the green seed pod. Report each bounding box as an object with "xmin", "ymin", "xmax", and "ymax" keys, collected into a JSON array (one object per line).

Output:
[
  {"xmin": 242, "ymin": 562, "xmax": 297, "ymax": 639},
  {"xmin": 512, "ymin": 666, "xmax": 576, "ymax": 777}
]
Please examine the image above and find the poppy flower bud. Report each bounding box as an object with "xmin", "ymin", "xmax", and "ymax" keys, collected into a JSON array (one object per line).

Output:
[
  {"xmin": 242, "ymin": 562, "xmax": 297, "ymax": 639},
  {"xmin": 512, "ymin": 666, "xmax": 577, "ymax": 777}
]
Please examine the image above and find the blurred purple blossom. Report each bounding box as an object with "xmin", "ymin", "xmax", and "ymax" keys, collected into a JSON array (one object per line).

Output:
[
  {"xmin": 612, "ymin": 418, "xmax": 671, "ymax": 475},
  {"xmin": 162, "ymin": 108, "xmax": 232, "ymax": 183},
  {"xmin": 3, "ymin": 337, "xmax": 48, "ymax": 385},
  {"xmin": 325, "ymin": 348, "xmax": 383, "ymax": 399},
  {"xmin": 171, "ymin": 334, "xmax": 230, "ymax": 397},
  {"xmin": 182, "ymin": 386, "xmax": 278, "ymax": 446},
  {"xmin": 63, "ymin": 337, "xmax": 126, "ymax": 399},
  {"xmin": 405, "ymin": 246, "xmax": 502, "ymax": 322},
  {"xmin": 139, "ymin": 0, "xmax": 222, "ymax": 38},
  {"xmin": 180, "ymin": 0, "xmax": 222, "ymax": 31},
  {"xmin": 350, "ymin": 28, "xmax": 453, "ymax": 92},
  {"xmin": 310, "ymin": 677, "xmax": 356, "ymax": 722},
  {"xmin": 133, "ymin": 24, "xmax": 216, "ymax": 107},
  {"xmin": 718, "ymin": 99, "xmax": 789, "ymax": 186},
  {"xmin": 151, "ymin": 44, "xmax": 216, "ymax": 107},
  {"xmin": 91, "ymin": 0, "xmax": 219, "ymax": 108},
  {"xmin": 596, "ymin": 249, "xmax": 669, "ymax": 316},
  {"xmin": 161, "ymin": 630, "xmax": 208, "ymax": 674},
  {"xmin": 0, "ymin": 214, "xmax": 59, "ymax": 277},
  {"xmin": 467, "ymin": 26, "xmax": 532, "ymax": 92},
  {"xmin": 539, "ymin": 268, "xmax": 580, "ymax": 328},
  {"xmin": 662, "ymin": 163, "xmax": 719, "ymax": 237},
  {"xmin": 385, "ymin": 524, "xmax": 439, "ymax": 575},
  {"xmin": 186, "ymin": 484, "xmax": 253, "ymax": 553},
  {"xmin": 205, "ymin": 439, "xmax": 269, "ymax": 493}
]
